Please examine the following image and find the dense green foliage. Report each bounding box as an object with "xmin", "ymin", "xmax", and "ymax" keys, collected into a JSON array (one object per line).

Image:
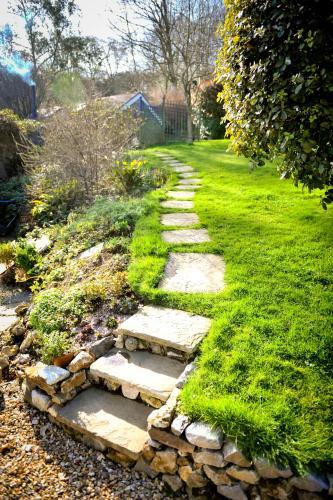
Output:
[
  {"xmin": 216, "ymin": 0, "xmax": 333, "ymax": 207},
  {"xmin": 129, "ymin": 140, "xmax": 333, "ymax": 471},
  {"xmin": 198, "ymin": 83, "xmax": 226, "ymax": 139}
]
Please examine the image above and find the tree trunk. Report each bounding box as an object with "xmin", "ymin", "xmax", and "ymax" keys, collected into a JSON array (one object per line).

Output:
[{"xmin": 185, "ymin": 91, "xmax": 193, "ymax": 143}]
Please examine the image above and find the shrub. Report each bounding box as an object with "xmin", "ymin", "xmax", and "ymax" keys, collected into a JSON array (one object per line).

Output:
[
  {"xmin": 110, "ymin": 158, "xmax": 168, "ymax": 195},
  {"xmin": 24, "ymin": 99, "xmax": 141, "ymax": 221},
  {"xmin": 0, "ymin": 242, "xmax": 15, "ymax": 265},
  {"xmin": 14, "ymin": 242, "xmax": 41, "ymax": 277},
  {"xmin": 37, "ymin": 330, "xmax": 72, "ymax": 364},
  {"xmin": 216, "ymin": 0, "xmax": 333, "ymax": 207},
  {"xmin": 198, "ymin": 83, "xmax": 226, "ymax": 139}
]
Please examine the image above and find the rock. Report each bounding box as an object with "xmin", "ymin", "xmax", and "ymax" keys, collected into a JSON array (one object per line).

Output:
[
  {"xmin": 142, "ymin": 443, "xmax": 155, "ymax": 463},
  {"xmin": 140, "ymin": 392, "xmax": 163, "ymax": 408},
  {"xmin": 147, "ymin": 438, "xmax": 162, "ymax": 449},
  {"xmin": 203, "ymin": 464, "xmax": 232, "ymax": 485},
  {"xmin": 226, "ymin": 466, "xmax": 259, "ymax": 485},
  {"xmin": 254, "ymin": 458, "xmax": 292, "ymax": 479},
  {"xmin": 161, "ymin": 213, "xmax": 200, "ymax": 227},
  {"xmin": 26, "ymin": 363, "xmax": 70, "ymax": 386},
  {"xmin": 328, "ymin": 474, "xmax": 333, "ymax": 496},
  {"xmin": 178, "ymin": 456, "xmax": 191, "ymax": 466},
  {"xmin": 134, "ymin": 457, "xmax": 159, "ymax": 479},
  {"xmin": 122, "ymin": 383, "xmax": 139, "ymax": 399},
  {"xmin": 147, "ymin": 388, "xmax": 180, "ymax": 428},
  {"xmin": 223, "ymin": 441, "xmax": 252, "ymax": 467},
  {"xmin": 162, "ymin": 229, "xmax": 211, "ymax": 244},
  {"xmin": 0, "ymin": 355, "xmax": 9, "ymax": 380},
  {"xmin": 179, "ymin": 465, "xmax": 208, "ymax": 488},
  {"xmin": 11, "ymin": 321, "xmax": 26, "ymax": 337},
  {"xmin": 162, "ymin": 474, "xmax": 183, "ymax": 492},
  {"xmin": 149, "ymin": 427, "xmax": 195, "ymax": 453},
  {"xmin": 185, "ymin": 422, "xmax": 223, "ymax": 450},
  {"xmin": 176, "ymin": 362, "xmax": 196, "ymax": 388},
  {"xmin": 0, "ymin": 314, "xmax": 18, "ymax": 333},
  {"xmin": 217, "ymin": 484, "xmax": 248, "ymax": 500},
  {"xmin": 150, "ymin": 449, "xmax": 178, "ymax": 474},
  {"xmin": 290, "ymin": 474, "xmax": 328, "ymax": 492},
  {"xmin": 193, "ymin": 450, "xmax": 226, "ymax": 468},
  {"xmin": 115, "ymin": 335, "xmax": 124, "ymax": 349},
  {"xmin": 52, "ymin": 391, "xmax": 76, "ymax": 405},
  {"xmin": 61, "ymin": 370, "xmax": 86, "ymax": 394},
  {"xmin": 78, "ymin": 242, "xmax": 104, "ymax": 260},
  {"xmin": 1, "ymin": 345, "xmax": 19, "ymax": 357},
  {"xmin": 87, "ymin": 336, "xmax": 114, "ymax": 359},
  {"xmin": 68, "ymin": 351, "xmax": 94, "ymax": 372},
  {"xmin": 31, "ymin": 389, "xmax": 52, "ymax": 412},
  {"xmin": 15, "ymin": 303, "xmax": 29, "ymax": 316},
  {"xmin": 107, "ymin": 448, "xmax": 135, "ymax": 467},
  {"xmin": 171, "ymin": 415, "xmax": 191, "ymax": 436},
  {"xmin": 151, "ymin": 343, "xmax": 163, "ymax": 355},
  {"xmin": 167, "ymin": 350, "xmax": 184, "ymax": 361},
  {"xmin": 125, "ymin": 336, "xmax": 139, "ymax": 351},
  {"xmin": 19, "ymin": 331, "xmax": 36, "ymax": 353},
  {"xmin": 28, "ymin": 234, "xmax": 51, "ymax": 253},
  {"xmin": 105, "ymin": 380, "xmax": 121, "ymax": 391}
]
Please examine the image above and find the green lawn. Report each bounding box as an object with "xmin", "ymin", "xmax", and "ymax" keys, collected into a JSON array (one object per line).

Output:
[{"xmin": 129, "ymin": 139, "xmax": 333, "ymax": 472}]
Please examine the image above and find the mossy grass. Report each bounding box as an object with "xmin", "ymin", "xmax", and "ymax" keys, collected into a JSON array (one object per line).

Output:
[{"xmin": 129, "ymin": 140, "xmax": 333, "ymax": 472}]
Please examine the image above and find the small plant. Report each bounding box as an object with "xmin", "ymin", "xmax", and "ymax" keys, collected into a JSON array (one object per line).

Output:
[
  {"xmin": 38, "ymin": 330, "xmax": 72, "ymax": 364},
  {"xmin": 14, "ymin": 242, "xmax": 41, "ymax": 277},
  {"xmin": 0, "ymin": 242, "xmax": 15, "ymax": 266}
]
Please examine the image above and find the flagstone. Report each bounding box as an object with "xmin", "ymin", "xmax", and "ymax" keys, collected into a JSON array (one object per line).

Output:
[
  {"xmin": 159, "ymin": 253, "xmax": 225, "ymax": 293},
  {"xmin": 179, "ymin": 172, "xmax": 196, "ymax": 178},
  {"xmin": 161, "ymin": 213, "xmax": 199, "ymax": 227},
  {"xmin": 178, "ymin": 178, "xmax": 201, "ymax": 185},
  {"xmin": 172, "ymin": 166, "xmax": 194, "ymax": 173},
  {"xmin": 162, "ymin": 229, "xmax": 211, "ymax": 244},
  {"xmin": 174, "ymin": 184, "xmax": 200, "ymax": 190},
  {"xmin": 160, "ymin": 200, "xmax": 194, "ymax": 209},
  {"xmin": 167, "ymin": 191, "xmax": 195, "ymax": 199}
]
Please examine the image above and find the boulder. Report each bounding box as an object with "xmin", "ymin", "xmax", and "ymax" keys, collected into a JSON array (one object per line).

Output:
[
  {"xmin": 193, "ymin": 450, "xmax": 225, "ymax": 468},
  {"xmin": 31, "ymin": 389, "xmax": 52, "ymax": 412},
  {"xmin": 87, "ymin": 336, "xmax": 114, "ymax": 359},
  {"xmin": 254, "ymin": 458, "xmax": 292, "ymax": 479},
  {"xmin": 203, "ymin": 464, "xmax": 232, "ymax": 485},
  {"xmin": 185, "ymin": 422, "xmax": 223, "ymax": 450},
  {"xmin": 179, "ymin": 465, "xmax": 208, "ymax": 488},
  {"xmin": 122, "ymin": 383, "xmax": 139, "ymax": 399},
  {"xmin": 290, "ymin": 474, "xmax": 328, "ymax": 492},
  {"xmin": 217, "ymin": 484, "xmax": 247, "ymax": 500},
  {"xmin": 171, "ymin": 414, "xmax": 190, "ymax": 436},
  {"xmin": 223, "ymin": 441, "xmax": 252, "ymax": 467},
  {"xmin": 124, "ymin": 336, "xmax": 138, "ymax": 352},
  {"xmin": 226, "ymin": 466, "xmax": 259, "ymax": 485},
  {"xmin": 162, "ymin": 474, "xmax": 184, "ymax": 492},
  {"xmin": 150, "ymin": 449, "xmax": 178, "ymax": 474},
  {"xmin": 149, "ymin": 427, "xmax": 195, "ymax": 453},
  {"xmin": 68, "ymin": 351, "xmax": 94, "ymax": 372}
]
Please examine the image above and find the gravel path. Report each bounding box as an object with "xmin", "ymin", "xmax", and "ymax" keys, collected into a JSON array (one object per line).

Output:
[{"xmin": 0, "ymin": 379, "xmax": 174, "ymax": 499}]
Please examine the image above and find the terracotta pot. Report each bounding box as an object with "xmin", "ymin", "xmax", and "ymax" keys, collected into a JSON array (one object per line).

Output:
[{"xmin": 53, "ymin": 352, "xmax": 75, "ymax": 368}]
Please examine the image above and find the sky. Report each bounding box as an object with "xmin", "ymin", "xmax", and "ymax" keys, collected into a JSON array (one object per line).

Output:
[{"xmin": 0, "ymin": 0, "xmax": 123, "ymax": 43}]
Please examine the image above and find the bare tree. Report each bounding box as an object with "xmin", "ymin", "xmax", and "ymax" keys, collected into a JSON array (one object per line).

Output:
[{"xmin": 111, "ymin": 0, "xmax": 224, "ymax": 142}]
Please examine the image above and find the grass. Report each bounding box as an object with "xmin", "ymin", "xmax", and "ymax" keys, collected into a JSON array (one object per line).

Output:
[{"xmin": 129, "ymin": 140, "xmax": 333, "ymax": 472}]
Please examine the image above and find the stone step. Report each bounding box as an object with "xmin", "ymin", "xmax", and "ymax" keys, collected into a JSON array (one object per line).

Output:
[
  {"xmin": 162, "ymin": 229, "xmax": 211, "ymax": 244},
  {"xmin": 161, "ymin": 200, "xmax": 194, "ymax": 209},
  {"xmin": 49, "ymin": 387, "xmax": 152, "ymax": 460},
  {"xmin": 172, "ymin": 166, "xmax": 194, "ymax": 173},
  {"xmin": 90, "ymin": 348, "xmax": 185, "ymax": 402},
  {"xmin": 179, "ymin": 172, "xmax": 196, "ymax": 178},
  {"xmin": 161, "ymin": 213, "xmax": 200, "ymax": 226},
  {"xmin": 174, "ymin": 184, "xmax": 200, "ymax": 190},
  {"xmin": 116, "ymin": 305, "xmax": 211, "ymax": 354},
  {"xmin": 159, "ymin": 253, "xmax": 225, "ymax": 293},
  {"xmin": 167, "ymin": 191, "xmax": 195, "ymax": 199},
  {"xmin": 178, "ymin": 179, "xmax": 201, "ymax": 185}
]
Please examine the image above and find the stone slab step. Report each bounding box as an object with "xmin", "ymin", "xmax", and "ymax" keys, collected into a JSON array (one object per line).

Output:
[
  {"xmin": 174, "ymin": 184, "xmax": 200, "ymax": 190},
  {"xmin": 178, "ymin": 179, "xmax": 201, "ymax": 185},
  {"xmin": 179, "ymin": 172, "xmax": 196, "ymax": 178},
  {"xmin": 90, "ymin": 349, "xmax": 185, "ymax": 402},
  {"xmin": 167, "ymin": 191, "xmax": 195, "ymax": 199},
  {"xmin": 172, "ymin": 166, "xmax": 194, "ymax": 173},
  {"xmin": 161, "ymin": 213, "xmax": 200, "ymax": 226},
  {"xmin": 159, "ymin": 253, "xmax": 225, "ymax": 293},
  {"xmin": 162, "ymin": 229, "xmax": 211, "ymax": 244},
  {"xmin": 161, "ymin": 200, "xmax": 194, "ymax": 209},
  {"xmin": 116, "ymin": 305, "xmax": 211, "ymax": 354},
  {"xmin": 49, "ymin": 388, "xmax": 152, "ymax": 459}
]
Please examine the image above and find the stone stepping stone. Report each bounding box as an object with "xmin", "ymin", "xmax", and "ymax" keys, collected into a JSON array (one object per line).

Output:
[
  {"xmin": 50, "ymin": 388, "xmax": 152, "ymax": 459},
  {"xmin": 179, "ymin": 179, "xmax": 201, "ymax": 185},
  {"xmin": 162, "ymin": 229, "xmax": 211, "ymax": 244},
  {"xmin": 174, "ymin": 184, "xmax": 200, "ymax": 190},
  {"xmin": 161, "ymin": 200, "xmax": 194, "ymax": 209},
  {"xmin": 161, "ymin": 213, "xmax": 199, "ymax": 226},
  {"xmin": 172, "ymin": 166, "xmax": 194, "ymax": 173},
  {"xmin": 159, "ymin": 253, "xmax": 225, "ymax": 293},
  {"xmin": 167, "ymin": 191, "xmax": 195, "ymax": 199},
  {"xmin": 179, "ymin": 172, "xmax": 196, "ymax": 178},
  {"xmin": 116, "ymin": 305, "xmax": 211, "ymax": 354},
  {"xmin": 90, "ymin": 349, "xmax": 185, "ymax": 402}
]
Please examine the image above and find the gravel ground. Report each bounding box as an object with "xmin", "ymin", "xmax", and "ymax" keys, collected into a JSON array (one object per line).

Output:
[{"xmin": 0, "ymin": 378, "xmax": 176, "ymax": 499}]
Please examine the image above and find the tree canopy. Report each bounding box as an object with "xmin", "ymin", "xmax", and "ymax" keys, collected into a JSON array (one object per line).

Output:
[{"xmin": 216, "ymin": 0, "xmax": 333, "ymax": 207}]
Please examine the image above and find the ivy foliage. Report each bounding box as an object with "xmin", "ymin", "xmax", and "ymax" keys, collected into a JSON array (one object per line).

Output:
[
  {"xmin": 216, "ymin": 0, "xmax": 333, "ymax": 207},
  {"xmin": 199, "ymin": 83, "xmax": 226, "ymax": 139}
]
